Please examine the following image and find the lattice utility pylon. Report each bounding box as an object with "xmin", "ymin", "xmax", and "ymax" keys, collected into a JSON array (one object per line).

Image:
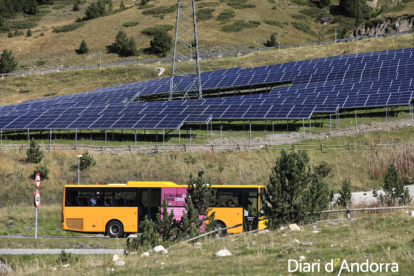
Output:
[{"xmin": 169, "ymin": 0, "xmax": 202, "ymax": 100}]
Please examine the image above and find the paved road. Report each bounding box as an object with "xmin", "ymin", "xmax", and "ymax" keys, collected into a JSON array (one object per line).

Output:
[
  {"xmin": 0, "ymin": 249, "xmax": 124, "ymax": 255},
  {"xmin": 0, "ymin": 235, "xmax": 109, "ymax": 239}
]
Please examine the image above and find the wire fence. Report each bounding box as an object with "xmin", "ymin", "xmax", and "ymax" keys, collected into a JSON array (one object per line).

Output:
[
  {"xmin": 0, "ymin": 140, "xmax": 412, "ymax": 155},
  {"xmin": 1, "ymin": 30, "xmax": 413, "ymax": 79}
]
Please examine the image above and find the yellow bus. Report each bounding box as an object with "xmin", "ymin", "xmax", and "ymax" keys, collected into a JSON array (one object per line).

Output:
[{"xmin": 62, "ymin": 181, "xmax": 267, "ymax": 238}]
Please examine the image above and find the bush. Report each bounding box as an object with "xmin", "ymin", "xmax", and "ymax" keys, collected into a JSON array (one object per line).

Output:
[
  {"xmin": 14, "ymin": 29, "xmax": 24, "ymax": 36},
  {"xmin": 299, "ymin": 7, "xmax": 321, "ymax": 17},
  {"xmin": 26, "ymin": 28, "xmax": 32, "ymax": 36},
  {"xmin": 291, "ymin": 14, "xmax": 307, "ymax": 20},
  {"xmin": 264, "ymin": 33, "xmax": 277, "ymax": 47},
  {"xmin": 337, "ymin": 178, "xmax": 352, "ymax": 207},
  {"xmin": 184, "ymin": 155, "xmax": 197, "ymax": 165},
  {"xmin": 73, "ymin": 2, "xmax": 80, "ymax": 11},
  {"xmin": 142, "ymin": 5, "xmax": 176, "ymax": 16},
  {"xmin": 7, "ymin": 31, "xmax": 13, "ymax": 38},
  {"xmin": 365, "ymin": 18, "xmax": 383, "ymax": 28},
  {"xmin": 291, "ymin": 21, "xmax": 316, "ymax": 36},
  {"xmin": 196, "ymin": 8, "xmax": 214, "ymax": 21},
  {"xmin": 314, "ymin": 161, "xmax": 333, "ymax": 178},
  {"xmin": 77, "ymin": 39, "xmax": 89, "ymax": 54},
  {"xmin": 123, "ymin": 21, "xmax": 139, "ymax": 27},
  {"xmin": 221, "ymin": 20, "xmax": 260, "ymax": 32},
  {"xmin": 80, "ymin": 150, "xmax": 96, "ymax": 171},
  {"xmin": 264, "ymin": 150, "xmax": 330, "ymax": 227},
  {"xmin": 199, "ymin": 2, "xmax": 219, "ymax": 8},
  {"xmin": 216, "ymin": 9, "xmax": 235, "ymax": 21},
  {"xmin": 141, "ymin": 0, "xmax": 147, "ymax": 5},
  {"xmin": 113, "ymin": 30, "xmax": 139, "ymax": 56},
  {"xmin": 0, "ymin": 49, "xmax": 17, "ymax": 73},
  {"xmin": 220, "ymin": 0, "xmax": 255, "ymax": 9},
  {"xmin": 52, "ymin": 22, "xmax": 85, "ymax": 33},
  {"xmin": 119, "ymin": 1, "xmax": 125, "ymax": 9},
  {"xmin": 27, "ymin": 139, "xmax": 44, "ymax": 163},
  {"xmin": 142, "ymin": 24, "xmax": 174, "ymax": 35},
  {"xmin": 150, "ymin": 30, "xmax": 173, "ymax": 56},
  {"xmin": 137, "ymin": 4, "xmax": 155, "ymax": 9},
  {"xmin": 84, "ymin": 0, "xmax": 106, "ymax": 20},
  {"xmin": 373, "ymin": 163, "xmax": 412, "ymax": 206},
  {"xmin": 264, "ymin": 20, "xmax": 282, "ymax": 27},
  {"xmin": 8, "ymin": 21, "xmax": 37, "ymax": 29},
  {"xmin": 291, "ymin": 0, "xmax": 317, "ymax": 7},
  {"xmin": 30, "ymin": 163, "xmax": 49, "ymax": 180},
  {"xmin": 56, "ymin": 250, "xmax": 78, "ymax": 265}
]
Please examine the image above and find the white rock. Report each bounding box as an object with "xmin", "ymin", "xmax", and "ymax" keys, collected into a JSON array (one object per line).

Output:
[
  {"xmin": 214, "ymin": 248, "xmax": 232, "ymax": 257},
  {"xmin": 258, "ymin": 229, "xmax": 270, "ymax": 234},
  {"xmin": 312, "ymin": 230, "xmax": 320, "ymax": 233},
  {"xmin": 51, "ymin": 267, "xmax": 57, "ymax": 271},
  {"xmin": 112, "ymin": 254, "xmax": 120, "ymax": 261},
  {"xmin": 130, "ymin": 252, "xmax": 138, "ymax": 255},
  {"xmin": 61, "ymin": 264, "xmax": 70, "ymax": 268},
  {"xmin": 161, "ymin": 249, "xmax": 168, "ymax": 254},
  {"xmin": 279, "ymin": 226, "xmax": 285, "ymax": 231},
  {"xmin": 141, "ymin": 252, "xmax": 150, "ymax": 257},
  {"xmin": 293, "ymin": 239, "xmax": 300, "ymax": 244},
  {"xmin": 153, "ymin": 245, "xmax": 166, "ymax": 253},
  {"xmin": 387, "ymin": 246, "xmax": 391, "ymax": 251},
  {"xmin": 299, "ymin": 256, "xmax": 306, "ymax": 261},
  {"xmin": 193, "ymin": 242, "xmax": 202, "ymax": 247},
  {"xmin": 248, "ymin": 241, "xmax": 256, "ymax": 246},
  {"xmin": 113, "ymin": 261, "xmax": 126, "ymax": 266},
  {"xmin": 301, "ymin": 242, "xmax": 313, "ymax": 245},
  {"xmin": 288, "ymin": 224, "xmax": 301, "ymax": 232}
]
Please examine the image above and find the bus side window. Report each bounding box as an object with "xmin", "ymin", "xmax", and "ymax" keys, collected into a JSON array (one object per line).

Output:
[{"xmin": 75, "ymin": 197, "xmax": 81, "ymax": 206}]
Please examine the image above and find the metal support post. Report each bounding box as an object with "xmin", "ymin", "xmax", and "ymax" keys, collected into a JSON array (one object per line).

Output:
[
  {"xmin": 211, "ymin": 120, "xmax": 213, "ymax": 137},
  {"xmin": 50, "ymin": 129, "xmax": 52, "ymax": 150},
  {"xmin": 335, "ymin": 28, "xmax": 337, "ymax": 43},
  {"xmin": 309, "ymin": 119, "xmax": 311, "ymax": 131},
  {"xmin": 272, "ymin": 122, "xmax": 274, "ymax": 142},
  {"xmin": 287, "ymin": 120, "xmax": 288, "ymax": 131},
  {"xmin": 156, "ymin": 130, "xmax": 158, "ymax": 142},
  {"xmin": 179, "ymin": 128, "xmax": 180, "ymax": 143},
  {"xmin": 105, "ymin": 130, "xmax": 107, "ymax": 148},
  {"xmin": 206, "ymin": 122, "xmax": 208, "ymax": 140},
  {"xmin": 412, "ymin": 104, "xmax": 413, "ymax": 123},
  {"xmin": 1, "ymin": 129, "xmax": 2, "ymax": 150},
  {"xmin": 163, "ymin": 129, "xmax": 165, "ymax": 148},
  {"xmin": 35, "ymin": 208, "xmax": 37, "ymax": 239},
  {"xmin": 190, "ymin": 128, "xmax": 192, "ymax": 145},
  {"xmin": 278, "ymin": 32, "xmax": 280, "ymax": 50},
  {"xmin": 27, "ymin": 128, "xmax": 30, "ymax": 143},
  {"xmin": 112, "ymin": 130, "xmax": 114, "ymax": 142},
  {"xmin": 243, "ymin": 121, "xmax": 245, "ymax": 131},
  {"xmin": 75, "ymin": 128, "xmax": 77, "ymax": 149}
]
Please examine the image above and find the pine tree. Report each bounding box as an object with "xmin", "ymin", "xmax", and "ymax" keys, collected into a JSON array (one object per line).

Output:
[
  {"xmin": 73, "ymin": 2, "xmax": 79, "ymax": 11},
  {"xmin": 7, "ymin": 31, "xmax": 13, "ymax": 38},
  {"xmin": 30, "ymin": 163, "xmax": 49, "ymax": 180},
  {"xmin": 319, "ymin": 0, "xmax": 331, "ymax": 8},
  {"xmin": 26, "ymin": 139, "xmax": 44, "ymax": 163},
  {"xmin": 265, "ymin": 33, "xmax": 277, "ymax": 47},
  {"xmin": 120, "ymin": 1, "xmax": 125, "ymax": 9},
  {"xmin": 150, "ymin": 30, "xmax": 173, "ymax": 57},
  {"xmin": 264, "ymin": 150, "xmax": 331, "ymax": 227},
  {"xmin": 108, "ymin": 0, "xmax": 113, "ymax": 12},
  {"xmin": 23, "ymin": 0, "xmax": 38, "ymax": 15},
  {"xmin": 126, "ymin": 215, "xmax": 157, "ymax": 250},
  {"xmin": 0, "ymin": 49, "xmax": 18, "ymax": 73},
  {"xmin": 141, "ymin": 0, "xmax": 147, "ymax": 5},
  {"xmin": 113, "ymin": 30, "xmax": 138, "ymax": 56},
  {"xmin": 78, "ymin": 39, "xmax": 90, "ymax": 54},
  {"xmin": 383, "ymin": 163, "xmax": 407, "ymax": 205},
  {"xmin": 178, "ymin": 199, "xmax": 201, "ymax": 239},
  {"xmin": 84, "ymin": 3, "xmax": 100, "ymax": 19},
  {"xmin": 186, "ymin": 169, "xmax": 216, "ymax": 231},
  {"xmin": 97, "ymin": 0, "xmax": 106, "ymax": 15},
  {"xmin": 79, "ymin": 150, "xmax": 96, "ymax": 170},
  {"xmin": 155, "ymin": 196, "xmax": 179, "ymax": 244},
  {"xmin": 26, "ymin": 28, "xmax": 32, "ymax": 37},
  {"xmin": 337, "ymin": 178, "xmax": 352, "ymax": 207}
]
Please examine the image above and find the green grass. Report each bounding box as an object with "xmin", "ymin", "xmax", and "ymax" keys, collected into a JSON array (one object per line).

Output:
[
  {"xmin": 196, "ymin": 8, "xmax": 215, "ymax": 21},
  {"xmin": 1, "ymin": 211, "xmax": 414, "ymax": 275},
  {"xmin": 216, "ymin": 9, "xmax": 235, "ymax": 21}
]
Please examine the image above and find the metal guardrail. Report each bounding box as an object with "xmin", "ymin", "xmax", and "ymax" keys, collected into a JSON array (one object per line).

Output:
[{"xmin": 1, "ymin": 31, "xmax": 413, "ymax": 79}]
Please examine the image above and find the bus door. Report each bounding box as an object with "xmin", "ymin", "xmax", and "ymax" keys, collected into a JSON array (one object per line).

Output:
[
  {"xmin": 243, "ymin": 188, "xmax": 259, "ymax": 232},
  {"xmin": 138, "ymin": 188, "xmax": 161, "ymax": 231}
]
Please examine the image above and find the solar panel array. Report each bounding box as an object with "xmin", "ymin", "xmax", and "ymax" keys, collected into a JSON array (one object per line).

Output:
[{"xmin": 0, "ymin": 48, "xmax": 413, "ymax": 130}]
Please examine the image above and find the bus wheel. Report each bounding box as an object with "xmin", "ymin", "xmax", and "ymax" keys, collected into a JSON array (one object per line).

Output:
[
  {"xmin": 106, "ymin": 221, "xmax": 124, "ymax": 238},
  {"xmin": 215, "ymin": 221, "xmax": 227, "ymax": 237}
]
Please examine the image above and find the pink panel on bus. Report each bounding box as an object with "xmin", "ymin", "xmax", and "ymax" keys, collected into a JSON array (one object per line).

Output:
[{"xmin": 161, "ymin": 188, "xmax": 187, "ymax": 207}]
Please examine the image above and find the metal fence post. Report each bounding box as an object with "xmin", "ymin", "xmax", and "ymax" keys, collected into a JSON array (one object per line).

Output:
[{"xmin": 220, "ymin": 126, "xmax": 222, "ymax": 146}]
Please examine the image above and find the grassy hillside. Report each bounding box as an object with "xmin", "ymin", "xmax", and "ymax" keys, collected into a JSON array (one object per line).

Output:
[
  {"xmin": 1, "ymin": 209, "xmax": 414, "ymax": 275},
  {"xmin": 1, "ymin": 33, "xmax": 414, "ymax": 106}
]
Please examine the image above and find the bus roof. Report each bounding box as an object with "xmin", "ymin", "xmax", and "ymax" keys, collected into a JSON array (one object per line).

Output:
[{"xmin": 64, "ymin": 181, "xmax": 266, "ymax": 189}]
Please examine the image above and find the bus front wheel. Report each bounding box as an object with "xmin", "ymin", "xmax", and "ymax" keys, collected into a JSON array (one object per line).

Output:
[{"xmin": 106, "ymin": 221, "xmax": 124, "ymax": 238}]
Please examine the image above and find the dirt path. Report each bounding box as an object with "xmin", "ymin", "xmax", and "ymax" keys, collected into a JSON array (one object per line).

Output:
[{"xmin": 207, "ymin": 118, "xmax": 414, "ymax": 146}]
